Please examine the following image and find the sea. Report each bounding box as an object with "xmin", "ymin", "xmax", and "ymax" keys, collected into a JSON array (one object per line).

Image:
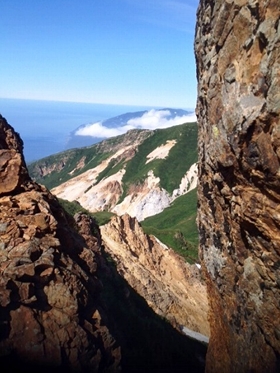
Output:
[{"xmin": 0, "ymin": 98, "xmax": 154, "ymax": 163}]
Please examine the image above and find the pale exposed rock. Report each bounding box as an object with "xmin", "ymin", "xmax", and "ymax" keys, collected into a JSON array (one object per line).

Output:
[
  {"xmin": 79, "ymin": 169, "xmax": 125, "ymax": 211},
  {"xmin": 173, "ymin": 163, "xmax": 198, "ymax": 198},
  {"xmin": 145, "ymin": 139, "xmax": 177, "ymax": 164},
  {"xmin": 195, "ymin": 1, "xmax": 280, "ymax": 372},
  {"xmin": 53, "ymin": 160, "xmax": 198, "ymax": 221},
  {"xmin": 112, "ymin": 170, "xmax": 171, "ymax": 221},
  {"xmin": 100, "ymin": 214, "xmax": 210, "ymax": 337}
]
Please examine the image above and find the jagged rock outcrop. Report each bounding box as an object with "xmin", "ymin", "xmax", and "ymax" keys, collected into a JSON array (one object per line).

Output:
[
  {"xmin": 0, "ymin": 115, "xmax": 120, "ymax": 372},
  {"xmin": 195, "ymin": 1, "xmax": 280, "ymax": 372},
  {"xmin": 100, "ymin": 214, "xmax": 209, "ymax": 337}
]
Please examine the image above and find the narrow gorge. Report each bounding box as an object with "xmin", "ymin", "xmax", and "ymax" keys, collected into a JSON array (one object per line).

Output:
[
  {"xmin": 0, "ymin": 116, "xmax": 207, "ymax": 372},
  {"xmin": 1, "ymin": 0, "xmax": 280, "ymax": 372}
]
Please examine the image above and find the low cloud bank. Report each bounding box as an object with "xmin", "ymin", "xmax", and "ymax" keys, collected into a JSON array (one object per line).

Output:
[{"xmin": 75, "ymin": 109, "xmax": 197, "ymax": 138}]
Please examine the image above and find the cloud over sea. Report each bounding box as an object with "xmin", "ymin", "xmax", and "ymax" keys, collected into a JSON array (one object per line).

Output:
[{"xmin": 75, "ymin": 109, "xmax": 197, "ymax": 138}]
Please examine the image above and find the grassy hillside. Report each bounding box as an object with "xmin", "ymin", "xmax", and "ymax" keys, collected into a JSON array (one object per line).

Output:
[
  {"xmin": 28, "ymin": 129, "xmax": 151, "ymax": 190},
  {"xmin": 58, "ymin": 198, "xmax": 115, "ymax": 226},
  {"xmin": 121, "ymin": 122, "xmax": 197, "ymax": 197},
  {"xmin": 30, "ymin": 122, "xmax": 199, "ymax": 262},
  {"xmin": 29, "ymin": 123, "xmax": 197, "ymax": 196},
  {"xmin": 29, "ymin": 147, "xmax": 111, "ymax": 190},
  {"xmin": 141, "ymin": 188, "xmax": 198, "ymax": 263}
]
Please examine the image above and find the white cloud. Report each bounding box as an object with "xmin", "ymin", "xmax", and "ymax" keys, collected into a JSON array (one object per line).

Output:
[
  {"xmin": 127, "ymin": 109, "xmax": 196, "ymax": 130},
  {"xmin": 75, "ymin": 122, "xmax": 125, "ymax": 138},
  {"xmin": 75, "ymin": 109, "xmax": 197, "ymax": 138}
]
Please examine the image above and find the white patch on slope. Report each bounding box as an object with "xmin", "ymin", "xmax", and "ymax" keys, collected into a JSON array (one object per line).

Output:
[
  {"xmin": 52, "ymin": 145, "xmax": 198, "ymax": 221},
  {"xmin": 146, "ymin": 140, "xmax": 177, "ymax": 164},
  {"xmin": 181, "ymin": 326, "xmax": 209, "ymax": 344},
  {"xmin": 112, "ymin": 170, "xmax": 171, "ymax": 221},
  {"xmin": 78, "ymin": 169, "xmax": 125, "ymax": 211},
  {"xmin": 172, "ymin": 163, "xmax": 198, "ymax": 198},
  {"xmin": 51, "ymin": 146, "xmax": 132, "ymax": 202}
]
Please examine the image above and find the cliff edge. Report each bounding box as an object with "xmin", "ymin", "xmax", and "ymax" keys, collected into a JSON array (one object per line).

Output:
[{"xmin": 195, "ymin": 1, "xmax": 280, "ymax": 372}]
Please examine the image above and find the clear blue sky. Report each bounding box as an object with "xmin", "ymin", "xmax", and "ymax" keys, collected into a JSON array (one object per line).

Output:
[{"xmin": 1, "ymin": 0, "xmax": 199, "ymax": 109}]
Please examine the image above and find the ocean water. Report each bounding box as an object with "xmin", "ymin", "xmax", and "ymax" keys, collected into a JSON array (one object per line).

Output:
[{"xmin": 0, "ymin": 98, "xmax": 152, "ymax": 162}]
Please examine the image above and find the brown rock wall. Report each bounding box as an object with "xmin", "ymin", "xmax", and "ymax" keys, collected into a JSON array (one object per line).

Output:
[
  {"xmin": 0, "ymin": 115, "xmax": 120, "ymax": 372},
  {"xmin": 195, "ymin": 1, "xmax": 280, "ymax": 372},
  {"xmin": 101, "ymin": 214, "xmax": 209, "ymax": 337}
]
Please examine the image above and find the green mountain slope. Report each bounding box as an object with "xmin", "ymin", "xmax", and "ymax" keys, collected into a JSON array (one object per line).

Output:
[
  {"xmin": 141, "ymin": 188, "xmax": 198, "ymax": 262},
  {"xmin": 28, "ymin": 129, "xmax": 152, "ymax": 190},
  {"xmin": 121, "ymin": 122, "xmax": 197, "ymax": 196},
  {"xmin": 29, "ymin": 122, "xmax": 199, "ymax": 261},
  {"xmin": 29, "ymin": 123, "xmax": 197, "ymax": 194}
]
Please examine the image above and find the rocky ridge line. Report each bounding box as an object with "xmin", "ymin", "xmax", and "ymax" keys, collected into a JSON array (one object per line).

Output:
[{"xmin": 101, "ymin": 214, "xmax": 209, "ymax": 337}]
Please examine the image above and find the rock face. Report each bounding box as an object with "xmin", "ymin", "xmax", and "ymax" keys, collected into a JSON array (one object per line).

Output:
[
  {"xmin": 0, "ymin": 120, "xmax": 30, "ymax": 195},
  {"xmin": 195, "ymin": 1, "xmax": 280, "ymax": 372},
  {"xmin": 100, "ymin": 214, "xmax": 209, "ymax": 337},
  {"xmin": 0, "ymin": 115, "xmax": 120, "ymax": 371}
]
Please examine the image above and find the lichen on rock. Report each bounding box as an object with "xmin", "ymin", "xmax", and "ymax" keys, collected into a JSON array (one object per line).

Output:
[{"xmin": 195, "ymin": 1, "xmax": 280, "ymax": 372}]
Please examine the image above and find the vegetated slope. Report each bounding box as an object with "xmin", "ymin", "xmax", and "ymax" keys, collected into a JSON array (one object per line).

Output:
[
  {"xmin": 29, "ymin": 122, "xmax": 199, "ymax": 259},
  {"xmin": 58, "ymin": 197, "xmax": 115, "ymax": 226},
  {"xmin": 28, "ymin": 129, "xmax": 152, "ymax": 190},
  {"xmin": 121, "ymin": 122, "xmax": 197, "ymax": 195},
  {"xmin": 141, "ymin": 188, "xmax": 198, "ymax": 262},
  {"xmin": 56, "ymin": 123, "xmax": 196, "ymax": 218}
]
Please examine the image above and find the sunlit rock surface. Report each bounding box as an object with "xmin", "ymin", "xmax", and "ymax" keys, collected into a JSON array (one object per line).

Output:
[
  {"xmin": 0, "ymin": 115, "xmax": 120, "ymax": 372},
  {"xmin": 101, "ymin": 214, "xmax": 209, "ymax": 337},
  {"xmin": 195, "ymin": 1, "xmax": 280, "ymax": 372}
]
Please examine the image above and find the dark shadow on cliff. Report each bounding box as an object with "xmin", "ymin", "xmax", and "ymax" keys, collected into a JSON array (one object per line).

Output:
[{"xmin": 99, "ymin": 250, "xmax": 207, "ymax": 373}]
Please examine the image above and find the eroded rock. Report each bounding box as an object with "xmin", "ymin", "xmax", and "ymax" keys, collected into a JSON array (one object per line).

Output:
[
  {"xmin": 101, "ymin": 214, "xmax": 209, "ymax": 337},
  {"xmin": 195, "ymin": 1, "xmax": 280, "ymax": 372},
  {"xmin": 0, "ymin": 115, "xmax": 120, "ymax": 372}
]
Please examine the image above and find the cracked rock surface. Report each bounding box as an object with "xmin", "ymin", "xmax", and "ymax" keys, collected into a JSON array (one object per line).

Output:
[
  {"xmin": 195, "ymin": 1, "xmax": 280, "ymax": 372},
  {"xmin": 0, "ymin": 115, "xmax": 120, "ymax": 372}
]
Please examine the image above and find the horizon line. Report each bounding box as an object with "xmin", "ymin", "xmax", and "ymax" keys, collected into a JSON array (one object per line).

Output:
[{"xmin": 0, "ymin": 96, "xmax": 194, "ymax": 112}]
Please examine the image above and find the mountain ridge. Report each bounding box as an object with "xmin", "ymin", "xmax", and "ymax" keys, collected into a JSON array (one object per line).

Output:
[{"xmin": 29, "ymin": 121, "xmax": 198, "ymax": 220}]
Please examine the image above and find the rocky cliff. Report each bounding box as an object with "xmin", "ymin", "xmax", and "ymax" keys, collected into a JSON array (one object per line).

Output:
[
  {"xmin": 100, "ymin": 214, "xmax": 209, "ymax": 338},
  {"xmin": 195, "ymin": 1, "xmax": 280, "ymax": 372},
  {"xmin": 0, "ymin": 115, "xmax": 120, "ymax": 372}
]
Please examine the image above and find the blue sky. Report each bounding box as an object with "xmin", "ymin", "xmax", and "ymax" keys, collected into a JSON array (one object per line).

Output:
[{"xmin": 1, "ymin": 0, "xmax": 199, "ymax": 109}]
